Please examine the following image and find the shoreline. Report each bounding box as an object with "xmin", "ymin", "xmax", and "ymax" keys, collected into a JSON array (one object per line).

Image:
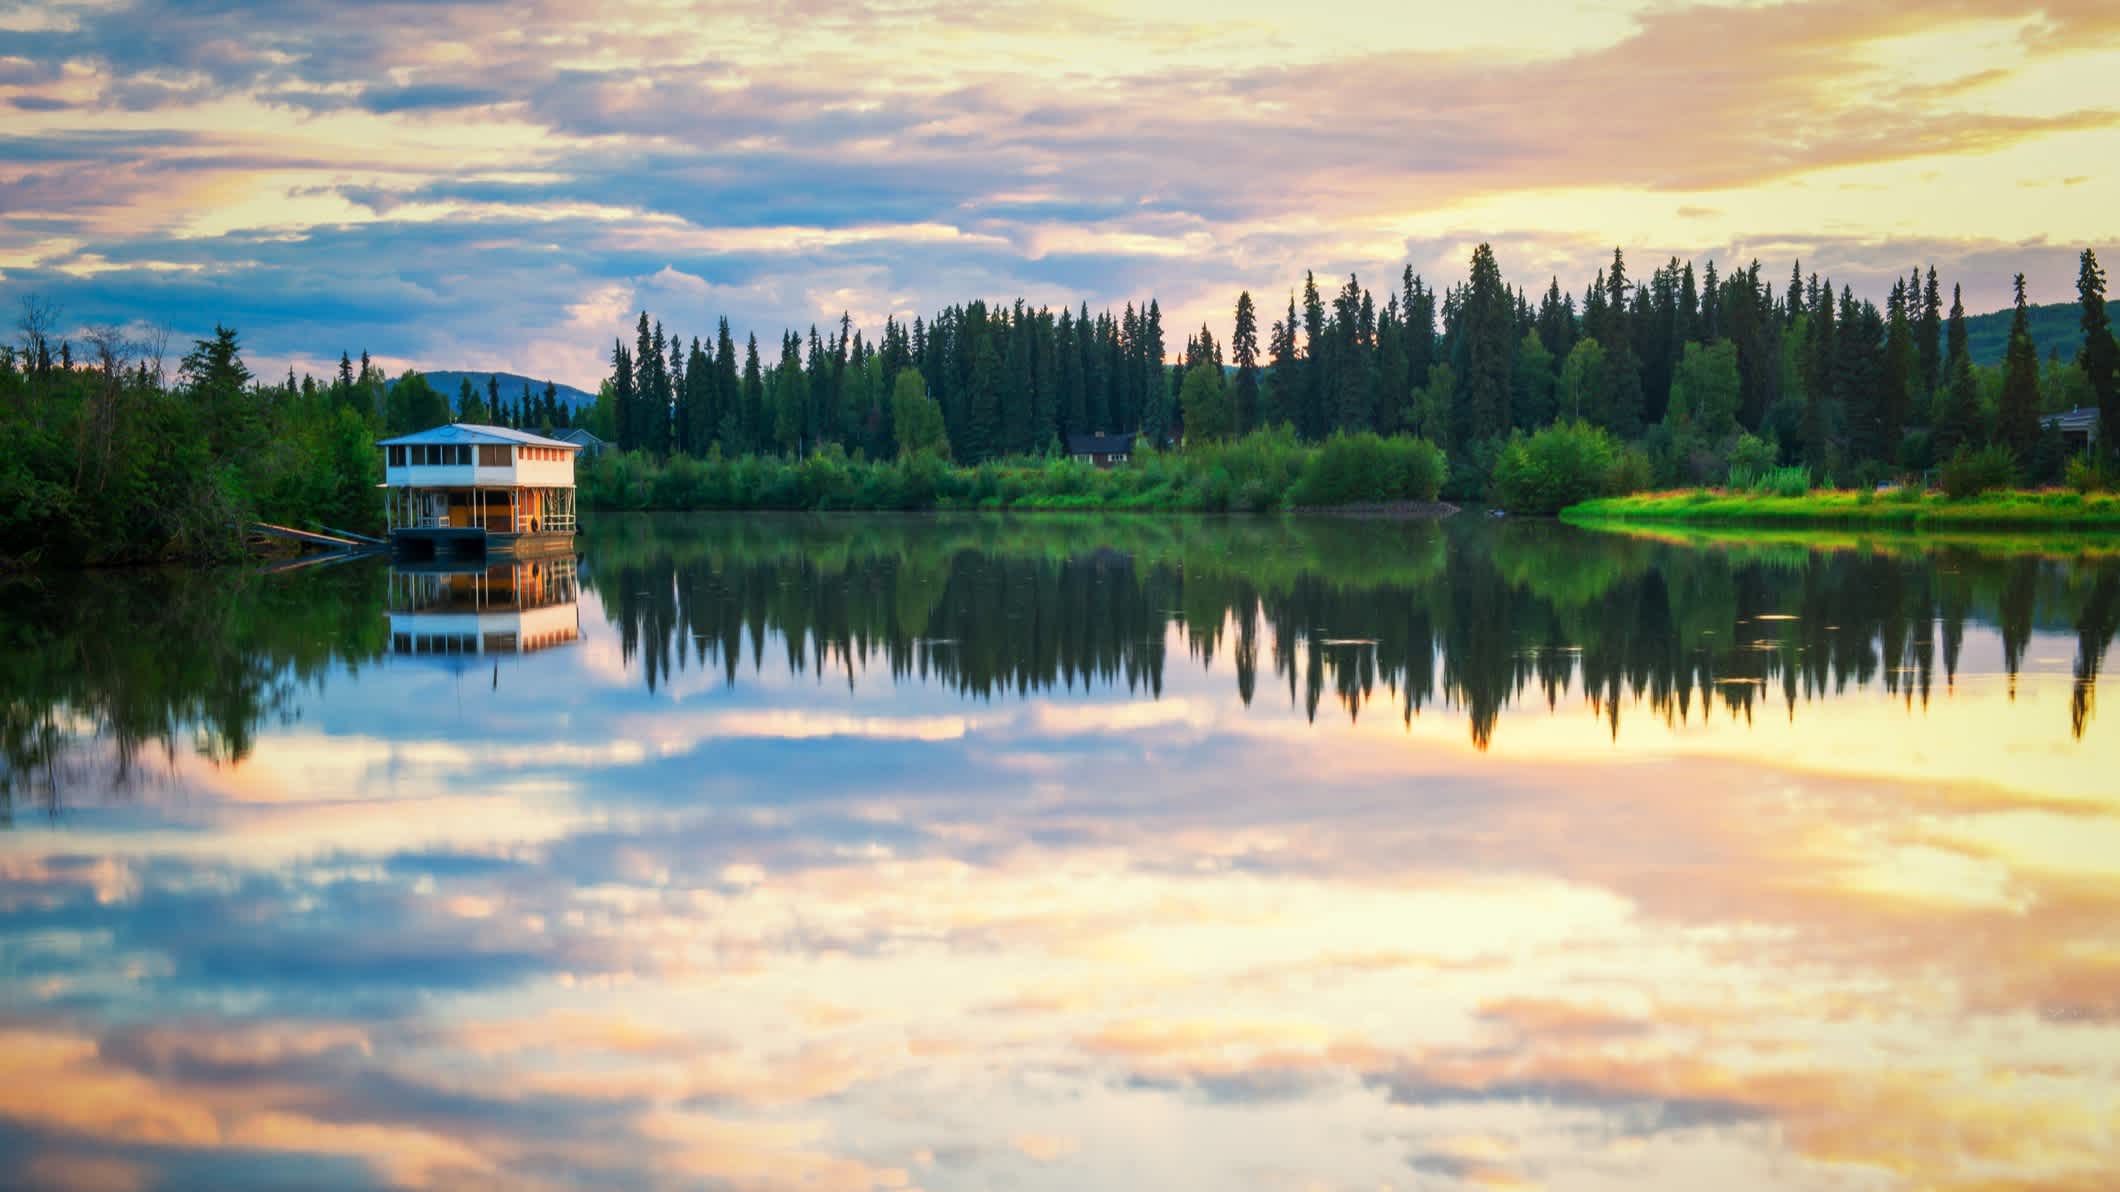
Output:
[{"xmin": 1562, "ymin": 488, "xmax": 2120, "ymax": 532}]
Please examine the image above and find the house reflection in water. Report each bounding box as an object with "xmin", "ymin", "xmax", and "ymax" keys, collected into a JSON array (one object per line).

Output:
[{"xmin": 386, "ymin": 557, "xmax": 582, "ymax": 659}]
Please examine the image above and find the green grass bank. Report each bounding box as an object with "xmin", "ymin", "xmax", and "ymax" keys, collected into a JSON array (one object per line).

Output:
[{"xmin": 1562, "ymin": 487, "xmax": 2120, "ymax": 532}]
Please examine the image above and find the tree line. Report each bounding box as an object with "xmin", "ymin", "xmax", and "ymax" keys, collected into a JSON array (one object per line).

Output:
[
  {"xmin": 0, "ymin": 309, "xmax": 593, "ymax": 564},
  {"xmin": 595, "ymin": 246, "xmax": 2120, "ymax": 495}
]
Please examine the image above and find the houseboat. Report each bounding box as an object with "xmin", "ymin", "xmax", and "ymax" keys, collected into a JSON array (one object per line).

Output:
[
  {"xmin": 379, "ymin": 423, "xmax": 582, "ymax": 560},
  {"xmin": 387, "ymin": 557, "xmax": 581, "ymax": 661}
]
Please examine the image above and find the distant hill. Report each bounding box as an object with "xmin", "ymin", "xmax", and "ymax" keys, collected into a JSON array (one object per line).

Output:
[
  {"xmin": 1962, "ymin": 300, "xmax": 2118, "ymax": 368},
  {"xmin": 389, "ymin": 370, "xmax": 598, "ymax": 412}
]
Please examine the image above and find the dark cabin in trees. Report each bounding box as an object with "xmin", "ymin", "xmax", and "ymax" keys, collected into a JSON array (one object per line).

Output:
[
  {"xmin": 1066, "ymin": 432, "xmax": 1135, "ymax": 468},
  {"xmin": 2039, "ymin": 407, "xmax": 2099, "ymax": 455},
  {"xmin": 552, "ymin": 426, "xmax": 609, "ymax": 459}
]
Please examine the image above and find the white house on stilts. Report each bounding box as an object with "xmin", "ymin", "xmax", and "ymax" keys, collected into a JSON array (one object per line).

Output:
[{"xmin": 379, "ymin": 423, "xmax": 582, "ymax": 561}]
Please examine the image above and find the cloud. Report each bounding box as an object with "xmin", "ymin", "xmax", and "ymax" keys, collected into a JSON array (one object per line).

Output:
[{"xmin": 0, "ymin": 0, "xmax": 2111, "ymax": 383}]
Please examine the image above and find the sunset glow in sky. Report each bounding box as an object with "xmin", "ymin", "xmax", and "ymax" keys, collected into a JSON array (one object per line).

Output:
[{"xmin": 2, "ymin": 0, "xmax": 2117, "ymax": 385}]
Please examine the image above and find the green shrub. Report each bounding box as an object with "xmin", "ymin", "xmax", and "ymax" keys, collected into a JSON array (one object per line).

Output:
[
  {"xmin": 2065, "ymin": 453, "xmax": 2111, "ymax": 494},
  {"xmin": 1762, "ymin": 466, "xmax": 1811, "ymax": 498},
  {"xmin": 1726, "ymin": 433, "xmax": 1777, "ymax": 485},
  {"xmin": 1287, "ymin": 432, "xmax": 1447, "ymax": 506},
  {"xmin": 1608, "ymin": 445, "xmax": 1654, "ymax": 497},
  {"xmin": 1938, "ymin": 444, "xmax": 2018, "ymax": 499},
  {"xmin": 1489, "ymin": 421, "xmax": 1623, "ymax": 514}
]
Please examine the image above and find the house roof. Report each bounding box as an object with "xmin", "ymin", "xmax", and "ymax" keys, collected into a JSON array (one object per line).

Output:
[
  {"xmin": 376, "ymin": 423, "xmax": 583, "ymax": 450},
  {"xmin": 1066, "ymin": 432, "xmax": 1135, "ymax": 454},
  {"xmin": 550, "ymin": 427, "xmax": 607, "ymax": 446},
  {"xmin": 2039, "ymin": 407, "xmax": 2100, "ymax": 430}
]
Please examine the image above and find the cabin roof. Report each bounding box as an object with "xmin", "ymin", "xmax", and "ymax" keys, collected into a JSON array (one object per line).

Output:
[
  {"xmin": 2039, "ymin": 407, "xmax": 2100, "ymax": 430},
  {"xmin": 1066, "ymin": 432, "xmax": 1135, "ymax": 455},
  {"xmin": 377, "ymin": 422, "xmax": 583, "ymax": 450},
  {"xmin": 550, "ymin": 427, "xmax": 607, "ymax": 447}
]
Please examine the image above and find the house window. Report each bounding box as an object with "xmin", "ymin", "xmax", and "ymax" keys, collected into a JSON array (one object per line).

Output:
[
  {"xmin": 478, "ymin": 444, "xmax": 510, "ymax": 467},
  {"xmin": 388, "ymin": 445, "xmax": 406, "ymax": 467}
]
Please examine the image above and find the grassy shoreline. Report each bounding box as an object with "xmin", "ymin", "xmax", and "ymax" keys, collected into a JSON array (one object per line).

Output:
[{"xmin": 1562, "ymin": 488, "xmax": 2120, "ymax": 532}]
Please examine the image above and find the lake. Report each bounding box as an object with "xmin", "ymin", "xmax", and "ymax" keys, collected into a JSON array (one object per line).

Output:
[{"xmin": 2, "ymin": 513, "xmax": 2115, "ymax": 1191}]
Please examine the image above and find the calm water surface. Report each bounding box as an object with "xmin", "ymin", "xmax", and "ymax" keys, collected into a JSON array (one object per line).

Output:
[{"xmin": 2, "ymin": 514, "xmax": 2116, "ymax": 1191}]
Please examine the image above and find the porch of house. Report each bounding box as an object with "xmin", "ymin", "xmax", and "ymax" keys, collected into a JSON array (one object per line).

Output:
[{"xmin": 387, "ymin": 486, "xmax": 577, "ymax": 560}]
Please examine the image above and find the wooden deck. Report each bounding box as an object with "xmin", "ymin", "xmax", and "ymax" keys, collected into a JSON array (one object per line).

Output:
[{"xmin": 390, "ymin": 526, "xmax": 576, "ymax": 561}]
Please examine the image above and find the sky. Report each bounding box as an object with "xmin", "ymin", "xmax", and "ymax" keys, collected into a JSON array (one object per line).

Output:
[{"xmin": 2, "ymin": 0, "xmax": 2118, "ymax": 388}]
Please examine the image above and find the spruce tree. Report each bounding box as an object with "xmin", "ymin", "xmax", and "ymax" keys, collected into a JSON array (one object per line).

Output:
[
  {"xmin": 1934, "ymin": 285, "xmax": 1983, "ymax": 459},
  {"xmin": 1880, "ymin": 278, "xmax": 1913, "ymax": 463},
  {"xmin": 1232, "ymin": 290, "xmax": 1260, "ymax": 434},
  {"xmin": 1300, "ymin": 273, "xmax": 1326, "ymax": 439},
  {"xmin": 1141, "ymin": 299, "xmax": 1166, "ymax": 437},
  {"xmin": 715, "ymin": 319, "xmax": 740, "ymax": 449},
  {"xmin": 1459, "ymin": 244, "xmax": 1514, "ymax": 442},
  {"xmin": 1919, "ymin": 267, "xmax": 1943, "ymax": 399},
  {"xmin": 1055, "ymin": 308, "xmax": 1084, "ymax": 437},
  {"xmin": 2076, "ymin": 248, "xmax": 2118, "ymax": 464},
  {"xmin": 1998, "ymin": 274, "xmax": 2042, "ymax": 460},
  {"xmin": 1403, "ymin": 271, "xmax": 1437, "ymax": 391},
  {"xmin": 741, "ymin": 335, "xmax": 764, "ymax": 451},
  {"xmin": 610, "ymin": 339, "xmax": 635, "ymax": 450},
  {"xmin": 1267, "ymin": 296, "xmax": 1299, "ymax": 429},
  {"xmin": 1601, "ymin": 248, "xmax": 1645, "ymax": 437}
]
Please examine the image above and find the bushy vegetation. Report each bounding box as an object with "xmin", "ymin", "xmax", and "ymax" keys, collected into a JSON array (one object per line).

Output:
[
  {"xmin": 1488, "ymin": 422, "xmax": 1636, "ymax": 514},
  {"xmin": 581, "ymin": 427, "xmax": 1447, "ymax": 514},
  {"xmin": 1938, "ymin": 444, "xmax": 2019, "ymax": 499},
  {"xmin": 1726, "ymin": 463, "xmax": 1812, "ymax": 497},
  {"xmin": 1565, "ymin": 487, "xmax": 2120, "ymax": 531},
  {"xmin": 0, "ymin": 323, "xmax": 381, "ymax": 565},
  {"xmin": 2065, "ymin": 453, "xmax": 2112, "ymax": 494}
]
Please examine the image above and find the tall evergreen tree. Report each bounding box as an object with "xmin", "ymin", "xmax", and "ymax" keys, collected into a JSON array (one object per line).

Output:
[
  {"xmin": 1403, "ymin": 269, "xmax": 1437, "ymax": 393},
  {"xmin": 1136, "ymin": 299, "xmax": 1166, "ymax": 441},
  {"xmin": 1232, "ymin": 290, "xmax": 1260, "ymax": 434},
  {"xmin": 1880, "ymin": 278, "xmax": 1914, "ymax": 463},
  {"xmin": 2076, "ymin": 249, "xmax": 2119, "ymax": 465},
  {"xmin": 1918, "ymin": 266, "xmax": 1944, "ymax": 400},
  {"xmin": 1699, "ymin": 261, "xmax": 1721, "ymax": 341},
  {"xmin": 741, "ymin": 334, "xmax": 764, "ymax": 450},
  {"xmin": 1601, "ymin": 248, "xmax": 1645, "ymax": 437},
  {"xmin": 610, "ymin": 339, "xmax": 636, "ymax": 450},
  {"xmin": 1935, "ymin": 284, "xmax": 1982, "ymax": 459},
  {"xmin": 1300, "ymin": 273, "xmax": 1326, "ymax": 439},
  {"xmin": 1998, "ymin": 274, "xmax": 2042, "ymax": 460},
  {"xmin": 1458, "ymin": 244, "xmax": 1514, "ymax": 442}
]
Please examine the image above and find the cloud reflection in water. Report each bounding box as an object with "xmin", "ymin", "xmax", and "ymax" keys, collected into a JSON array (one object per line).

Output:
[{"xmin": 0, "ymin": 515, "xmax": 2115, "ymax": 1190}]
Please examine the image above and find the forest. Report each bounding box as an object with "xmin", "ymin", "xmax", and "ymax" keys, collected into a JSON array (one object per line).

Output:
[
  {"xmin": 3, "ymin": 244, "xmax": 2116, "ymax": 562},
  {"xmin": 581, "ymin": 245, "xmax": 2120, "ymax": 511}
]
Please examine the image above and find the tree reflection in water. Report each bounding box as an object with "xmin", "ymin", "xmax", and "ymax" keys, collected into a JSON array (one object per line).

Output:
[
  {"xmin": 583, "ymin": 514, "xmax": 2120, "ymax": 749},
  {"xmin": 4, "ymin": 515, "xmax": 2116, "ymax": 819}
]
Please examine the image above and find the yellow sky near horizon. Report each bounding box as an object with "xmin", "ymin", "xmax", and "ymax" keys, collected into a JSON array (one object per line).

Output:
[{"xmin": 0, "ymin": 0, "xmax": 2116, "ymax": 383}]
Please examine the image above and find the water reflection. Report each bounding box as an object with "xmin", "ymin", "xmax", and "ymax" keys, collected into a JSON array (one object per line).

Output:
[
  {"xmin": 585, "ymin": 515, "xmax": 2120, "ymax": 745},
  {"xmin": 388, "ymin": 559, "xmax": 583, "ymax": 660},
  {"xmin": 0, "ymin": 515, "xmax": 2115, "ymax": 1191}
]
